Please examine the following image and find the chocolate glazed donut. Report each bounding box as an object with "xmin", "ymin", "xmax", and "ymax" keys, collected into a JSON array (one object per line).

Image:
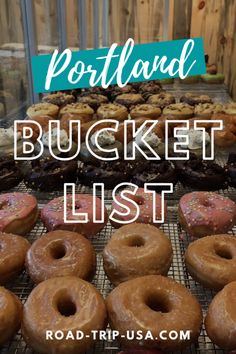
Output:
[
  {"xmin": 0, "ymin": 159, "xmax": 23, "ymax": 191},
  {"xmin": 174, "ymin": 154, "xmax": 227, "ymax": 190},
  {"xmin": 78, "ymin": 160, "xmax": 132, "ymax": 189},
  {"xmin": 225, "ymin": 153, "xmax": 236, "ymax": 187},
  {"xmin": 106, "ymin": 275, "xmax": 202, "ymax": 352},
  {"xmin": 24, "ymin": 159, "xmax": 78, "ymax": 191},
  {"xmin": 131, "ymin": 160, "xmax": 178, "ymax": 191}
]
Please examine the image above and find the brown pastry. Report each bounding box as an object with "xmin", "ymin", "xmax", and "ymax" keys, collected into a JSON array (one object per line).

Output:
[
  {"xmin": 110, "ymin": 84, "xmax": 136, "ymax": 101},
  {"xmin": 162, "ymin": 103, "xmax": 194, "ymax": 119},
  {"xmin": 130, "ymin": 104, "xmax": 161, "ymax": 119},
  {"xmin": 147, "ymin": 92, "xmax": 176, "ymax": 108},
  {"xmin": 42, "ymin": 92, "xmax": 75, "ymax": 107},
  {"xmin": 77, "ymin": 93, "xmax": 109, "ymax": 111},
  {"xmin": 194, "ymin": 103, "xmax": 223, "ymax": 118},
  {"xmin": 97, "ymin": 103, "xmax": 128, "ymax": 121},
  {"xmin": 114, "ymin": 93, "xmax": 145, "ymax": 108},
  {"xmin": 138, "ymin": 81, "xmax": 163, "ymax": 99},
  {"xmin": 180, "ymin": 93, "xmax": 212, "ymax": 106},
  {"xmin": 59, "ymin": 102, "xmax": 94, "ymax": 120},
  {"xmin": 27, "ymin": 103, "xmax": 59, "ymax": 119}
]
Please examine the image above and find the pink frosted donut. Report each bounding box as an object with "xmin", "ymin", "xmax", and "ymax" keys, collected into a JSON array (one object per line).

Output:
[
  {"xmin": 111, "ymin": 188, "xmax": 167, "ymax": 228},
  {"xmin": 0, "ymin": 192, "xmax": 38, "ymax": 235},
  {"xmin": 41, "ymin": 194, "xmax": 108, "ymax": 237},
  {"xmin": 179, "ymin": 192, "xmax": 236, "ymax": 238}
]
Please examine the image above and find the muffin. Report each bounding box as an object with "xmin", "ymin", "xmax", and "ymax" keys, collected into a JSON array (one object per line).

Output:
[
  {"xmin": 162, "ymin": 103, "xmax": 194, "ymax": 119},
  {"xmin": 147, "ymin": 92, "xmax": 176, "ymax": 108},
  {"xmin": 180, "ymin": 93, "xmax": 212, "ymax": 106},
  {"xmin": 27, "ymin": 103, "xmax": 59, "ymax": 119},
  {"xmin": 42, "ymin": 92, "xmax": 75, "ymax": 107},
  {"xmin": 77, "ymin": 93, "xmax": 109, "ymax": 111},
  {"xmin": 130, "ymin": 104, "xmax": 161, "ymax": 119},
  {"xmin": 59, "ymin": 102, "xmax": 94, "ymax": 120},
  {"xmin": 114, "ymin": 93, "xmax": 145, "ymax": 109},
  {"xmin": 97, "ymin": 103, "xmax": 128, "ymax": 121}
]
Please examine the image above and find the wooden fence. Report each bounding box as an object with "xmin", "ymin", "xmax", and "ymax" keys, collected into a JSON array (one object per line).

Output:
[{"xmin": 0, "ymin": 0, "xmax": 236, "ymax": 99}]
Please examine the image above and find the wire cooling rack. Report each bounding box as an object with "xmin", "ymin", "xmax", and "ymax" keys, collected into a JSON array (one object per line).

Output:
[{"xmin": 1, "ymin": 199, "xmax": 234, "ymax": 353}]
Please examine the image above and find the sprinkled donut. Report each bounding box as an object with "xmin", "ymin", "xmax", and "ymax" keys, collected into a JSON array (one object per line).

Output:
[
  {"xmin": 0, "ymin": 232, "xmax": 30, "ymax": 283},
  {"xmin": 106, "ymin": 275, "xmax": 202, "ymax": 352},
  {"xmin": 26, "ymin": 230, "xmax": 96, "ymax": 283},
  {"xmin": 22, "ymin": 276, "xmax": 107, "ymax": 354},
  {"xmin": 110, "ymin": 187, "xmax": 167, "ymax": 228},
  {"xmin": 185, "ymin": 235, "xmax": 236, "ymax": 289},
  {"xmin": 0, "ymin": 287, "xmax": 22, "ymax": 346},
  {"xmin": 41, "ymin": 194, "xmax": 108, "ymax": 237},
  {"xmin": 178, "ymin": 192, "xmax": 236, "ymax": 238},
  {"xmin": 0, "ymin": 192, "xmax": 38, "ymax": 235},
  {"xmin": 103, "ymin": 223, "xmax": 173, "ymax": 285}
]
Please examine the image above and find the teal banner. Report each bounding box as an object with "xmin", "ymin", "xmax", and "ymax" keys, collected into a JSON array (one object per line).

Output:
[{"xmin": 32, "ymin": 38, "xmax": 206, "ymax": 93}]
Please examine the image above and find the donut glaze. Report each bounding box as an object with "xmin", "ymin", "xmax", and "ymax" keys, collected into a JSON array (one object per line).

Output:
[
  {"xmin": 178, "ymin": 192, "xmax": 236, "ymax": 238},
  {"xmin": 185, "ymin": 235, "xmax": 236, "ymax": 290},
  {"xmin": 26, "ymin": 230, "xmax": 96, "ymax": 283},
  {"xmin": 103, "ymin": 223, "xmax": 173, "ymax": 285},
  {"xmin": 111, "ymin": 188, "xmax": 167, "ymax": 228},
  {"xmin": 41, "ymin": 194, "xmax": 108, "ymax": 237},
  {"xmin": 0, "ymin": 233, "xmax": 30, "ymax": 283},
  {"xmin": 0, "ymin": 193, "xmax": 38, "ymax": 235},
  {"xmin": 205, "ymin": 281, "xmax": 236, "ymax": 350},
  {"xmin": 22, "ymin": 276, "xmax": 107, "ymax": 354},
  {"xmin": 106, "ymin": 275, "xmax": 202, "ymax": 352},
  {"xmin": 0, "ymin": 287, "xmax": 22, "ymax": 345}
]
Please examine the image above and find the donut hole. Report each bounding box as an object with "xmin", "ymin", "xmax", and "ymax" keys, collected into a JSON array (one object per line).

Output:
[
  {"xmin": 50, "ymin": 242, "xmax": 66, "ymax": 259},
  {"xmin": 127, "ymin": 236, "xmax": 145, "ymax": 247},
  {"xmin": 57, "ymin": 296, "xmax": 77, "ymax": 317},
  {"xmin": 145, "ymin": 294, "xmax": 169, "ymax": 313},
  {"xmin": 215, "ymin": 245, "xmax": 233, "ymax": 260}
]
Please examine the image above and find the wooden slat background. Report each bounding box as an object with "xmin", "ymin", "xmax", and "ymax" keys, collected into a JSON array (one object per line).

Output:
[{"xmin": 0, "ymin": 0, "xmax": 236, "ymax": 99}]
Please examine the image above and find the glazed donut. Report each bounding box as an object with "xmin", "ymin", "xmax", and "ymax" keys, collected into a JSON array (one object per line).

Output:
[
  {"xmin": 24, "ymin": 159, "xmax": 78, "ymax": 191},
  {"xmin": 130, "ymin": 104, "xmax": 161, "ymax": 119},
  {"xmin": 0, "ymin": 159, "xmax": 23, "ymax": 191},
  {"xmin": 17, "ymin": 115, "xmax": 53, "ymax": 142},
  {"xmin": 106, "ymin": 275, "xmax": 202, "ymax": 352},
  {"xmin": 0, "ymin": 193, "xmax": 38, "ymax": 235},
  {"xmin": 178, "ymin": 192, "xmax": 236, "ymax": 238},
  {"xmin": 59, "ymin": 102, "xmax": 94, "ymax": 120},
  {"xmin": 0, "ymin": 287, "xmax": 22, "ymax": 345},
  {"xmin": 0, "ymin": 232, "xmax": 30, "ymax": 283},
  {"xmin": 41, "ymin": 194, "xmax": 108, "ymax": 237},
  {"xmin": 110, "ymin": 187, "xmax": 167, "ymax": 228},
  {"xmin": 97, "ymin": 103, "xmax": 128, "ymax": 121},
  {"xmin": 103, "ymin": 223, "xmax": 173, "ymax": 285},
  {"xmin": 22, "ymin": 276, "xmax": 107, "ymax": 354},
  {"xmin": 185, "ymin": 234, "xmax": 236, "ymax": 290},
  {"xmin": 174, "ymin": 154, "xmax": 227, "ymax": 191},
  {"xmin": 205, "ymin": 281, "xmax": 236, "ymax": 350},
  {"xmin": 27, "ymin": 103, "xmax": 59, "ymax": 118},
  {"xmin": 26, "ymin": 230, "xmax": 96, "ymax": 283},
  {"xmin": 110, "ymin": 84, "xmax": 136, "ymax": 101}
]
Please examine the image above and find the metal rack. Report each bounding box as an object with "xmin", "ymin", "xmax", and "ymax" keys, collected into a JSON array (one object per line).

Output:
[{"xmin": 1, "ymin": 177, "xmax": 235, "ymax": 353}]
